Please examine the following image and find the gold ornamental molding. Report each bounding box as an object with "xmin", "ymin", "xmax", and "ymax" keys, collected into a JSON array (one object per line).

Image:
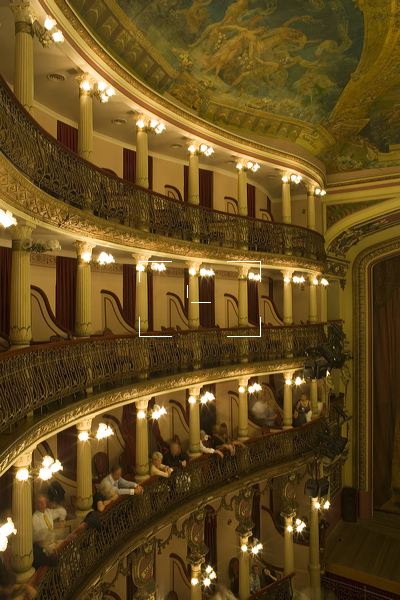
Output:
[
  {"xmin": 0, "ymin": 153, "xmax": 326, "ymax": 272},
  {"xmin": 40, "ymin": 0, "xmax": 327, "ymax": 184},
  {"xmin": 0, "ymin": 357, "xmax": 304, "ymax": 477}
]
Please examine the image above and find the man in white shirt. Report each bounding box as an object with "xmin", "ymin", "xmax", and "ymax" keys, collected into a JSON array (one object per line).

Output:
[
  {"xmin": 199, "ymin": 430, "xmax": 224, "ymax": 458},
  {"xmin": 99, "ymin": 465, "xmax": 144, "ymax": 499},
  {"xmin": 32, "ymin": 494, "xmax": 67, "ymax": 554}
]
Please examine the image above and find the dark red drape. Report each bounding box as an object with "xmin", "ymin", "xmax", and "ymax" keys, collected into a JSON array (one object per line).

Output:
[
  {"xmin": 183, "ymin": 166, "xmax": 213, "ymax": 208},
  {"xmin": 373, "ymin": 256, "xmax": 400, "ymax": 507},
  {"xmin": 247, "ymin": 183, "xmax": 256, "ymax": 218},
  {"xmin": 57, "ymin": 426, "xmax": 77, "ymax": 481},
  {"xmin": 56, "ymin": 256, "xmax": 77, "ymax": 332},
  {"xmin": 57, "ymin": 121, "xmax": 78, "ymax": 153},
  {"xmin": 123, "ymin": 148, "xmax": 153, "ymax": 189},
  {"xmin": 205, "ymin": 506, "xmax": 217, "ymax": 568},
  {"xmin": 147, "ymin": 269, "xmax": 154, "ymax": 331},
  {"xmin": 0, "ymin": 247, "xmax": 12, "ymax": 337},
  {"xmin": 199, "ymin": 276, "xmax": 215, "ymax": 327},
  {"xmin": 184, "ymin": 268, "xmax": 189, "ymax": 317},
  {"xmin": 123, "ymin": 264, "xmax": 136, "ymax": 328},
  {"xmin": 248, "ymin": 280, "xmax": 259, "ymax": 326}
]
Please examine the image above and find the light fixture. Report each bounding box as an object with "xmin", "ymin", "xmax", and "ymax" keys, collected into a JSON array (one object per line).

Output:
[
  {"xmin": 188, "ymin": 142, "xmax": 214, "ymax": 157},
  {"xmin": 79, "ymin": 77, "xmax": 115, "ymax": 102},
  {"xmin": 251, "ymin": 541, "xmax": 263, "ymax": 555},
  {"xmin": 16, "ymin": 468, "xmax": 30, "ymax": 482},
  {"xmin": 32, "ymin": 15, "xmax": 64, "ymax": 47},
  {"xmin": 283, "ymin": 274, "xmax": 292, "ymax": 284},
  {"xmin": 151, "ymin": 405, "xmax": 167, "ymax": 420},
  {"xmin": 188, "ymin": 267, "xmax": 198, "ymax": 276},
  {"xmin": 0, "ymin": 209, "xmax": 17, "ymax": 228},
  {"xmin": 294, "ymin": 376, "xmax": 304, "ymax": 386},
  {"xmin": 150, "ymin": 262, "xmax": 166, "ymax": 272},
  {"xmin": 292, "ymin": 275, "xmax": 305, "ymax": 285},
  {"xmin": 285, "ymin": 378, "xmax": 292, "ymax": 386},
  {"xmin": 238, "ymin": 385, "xmax": 246, "ymax": 394},
  {"xmin": 191, "ymin": 577, "xmax": 199, "ymax": 587},
  {"xmin": 248, "ymin": 272, "xmax": 261, "ymax": 282},
  {"xmin": 136, "ymin": 117, "xmax": 166, "ymax": 135},
  {"xmin": 295, "ymin": 518, "xmax": 306, "ymax": 533},
  {"xmin": 312, "ymin": 277, "xmax": 319, "ymax": 286},
  {"xmin": 323, "ymin": 500, "xmax": 331, "ymax": 510},
  {"xmin": 248, "ymin": 382, "xmax": 262, "ymax": 394},
  {"xmin": 290, "ymin": 174, "xmax": 302, "ymax": 184},
  {"xmin": 241, "ymin": 543, "xmax": 248, "ymax": 552},
  {"xmin": 78, "ymin": 431, "xmax": 90, "ymax": 442},
  {"xmin": 236, "ymin": 159, "xmax": 260, "ymax": 173},
  {"xmin": 241, "ymin": 539, "xmax": 263, "ymax": 555},
  {"xmin": 39, "ymin": 456, "xmax": 62, "ymax": 481},
  {"xmin": 320, "ymin": 277, "xmax": 329, "ymax": 287},
  {"xmin": 44, "ymin": 16, "xmax": 57, "ymax": 30},
  {"xmin": 199, "ymin": 267, "xmax": 215, "ymax": 278},
  {"xmin": 190, "ymin": 564, "xmax": 216, "ymax": 589},
  {"xmin": 188, "ymin": 395, "xmax": 197, "ymax": 405},
  {"xmin": 200, "ymin": 391, "xmax": 215, "ymax": 405},
  {"xmin": 315, "ymin": 188, "xmax": 327, "ymax": 196},
  {"xmin": 281, "ymin": 174, "xmax": 289, "ymax": 183},
  {"xmin": 136, "ymin": 263, "xmax": 146, "ymax": 272},
  {"xmin": 81, "ymin": 250, "xmax": 92, "ymax": 263},
  {"xmin": 96, "ymin": 423, "xmax": 114, "ymax": 439},
  {"xmin": 51, "ymin": 30, "xmax": 64, "ymax": 43},
  {"xmin": 0, "ymin": 518, "xmax": 16, "ymax": 552},
  {"xmin": 97, "ymin": 252, "xmax": 115, "ymax": 266},
  {"xmin": 137, "ymin": 409, "xmax": 146, "ymax": 420}
]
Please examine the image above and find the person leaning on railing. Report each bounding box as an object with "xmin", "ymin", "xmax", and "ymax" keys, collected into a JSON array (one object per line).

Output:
[
  {"xmin": 200, "ymin": 430, "xmax": 224, "ymax": 458},
  {"xmin": 99, "ymin": 465, "xmax": 144, "ymax": 497},
  {"xmin": 150, "ymin": 452, "xmax": 173, "ymax": 478}
]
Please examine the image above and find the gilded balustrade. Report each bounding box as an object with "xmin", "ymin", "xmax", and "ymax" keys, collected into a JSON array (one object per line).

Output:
[
  {"xmin": 0, "ymin": 76, "xmax": 326, "ymax": 263},
  {"xmin": 0, "ymin": 324, "xmax": 326, "ymax": 433},
  {"xmin": 248, "ymin": 574, "xmax": 294, "ymax": 599},
  {"xmin": 36, "ymin": 420, "xmax": 323, "ymax": 600}
]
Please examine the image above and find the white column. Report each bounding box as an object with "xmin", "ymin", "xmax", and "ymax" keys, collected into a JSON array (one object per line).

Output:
[
  {"xmin": 12, "ymin": 2, "xmax": 34, "ymax": 113},
  {"xmin": 238, "ymin": 265, "xmax": 249, "ymax": 327},
  {"xmin": 281, "ymin": 175, "xmax": 291, "ymax": 224},
  {"xmin": 283, "ymin": 373, "xmax": 294, "ymax": 428},
  {"xmin": 135, "ymin": 256, "xmax": 149, "ymax": 332},
  {"xmin": 190, "ymin": 563, "xmax": 202, "ymax": 600},
  {"xmin": 310, "ymin": 378, "xmax": 319, "ymax": 418},
  {"xmin": 283, "ymin": 514, "xmax": 295, "ymax": 576},
  {"xmin": 187, "ymin": 263, "xmax": 200, "ymax": 329},
  {"xmin": 309, "ymin": 276, "xmax": 318, "ymax": 323},
  {"xmin": 188, "ymin": 151, "xmax": 200, "ymax": 205},
  {"xmin": 74, "ymin": 241, "xmax": 94, "ymax": 337},
  {"xmin": 9, "ymin": 224, "xmax": 34, "ymax": 348},
  {"xmin": 136, "ymin": 398, "xmax": 150, "ymax": 480},
  {"xmin": 239, "ymin": 535, "xmax": 251, "ymax": 600},
  {"xmin": 320, "ymin": 284, "xmax": 328, "ymax": 326},
  {"xmin": 135, "ymin": 127, "xmax": 149, "ymax": 188},
  {"xmin": 307, "ymin": 187, "xmax": 316, "ymax": 231},
  {"xmin": 11, "ymin": 452, "xmax": 34, "ymax": 582},
  {"xmin": 188, "ymin": 386, "xmax": 201, "ymax": 457},
  {"xmin": 76, "ymin": 419, "xmax": 93, "ymax": 516},
  {"xmin": 282, "ymin": 271, "xmax": 293, "ymax": 325},
  {"xmin": 237, "ymin": 167, "xmax": 248, "ymax": 216},
  {"xmin": 238, "ymin": 378, "xmax": 249, "ymax": 440},
  {"xmin": 78, "ymin": 83, "xmax": 93, "ymax": 161},
  {"xmin": 309, "ymin": 497, "xmax": 321, "ymax": 600}
]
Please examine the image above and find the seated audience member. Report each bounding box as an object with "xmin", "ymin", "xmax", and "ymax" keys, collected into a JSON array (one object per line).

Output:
[
  {"xmin": 251, "ymin": 397, "xmax": 279, "ymax": 428},
  {"xmin": 100, "ymin": 465, "xmax": 143, "ymax": 498},
  {"xmin": 293, "ymin": 394, "xmax": 311, "ymax": 427},
  {"xmin": 219, "ymin": 423, "xmax": 246, "ymax": 451},
  {"xmin": 262, "ymin": 567, "xmax": 277, "ymax": 585},
  {"xmin": 211, "ymin": 425, "xmax": 235, "ymax": 456},
  {"xmin": 83, "ymin": 490, "xmax": 118, "ymax": 530},
  {"xmin": 32, "ymin": 494, "xmax": 66, "ymax": 565},
  {"xmin": 46, "ymin": 479, "xmax": 66, "ymax": 507},
  {"xmin": 150, "ymin": 452, "xmax": 173, "ymax": 478},
  {"xmin": 163, "ymin": 441, "xmax": 189, "ymax": 469},
  {"xmin": 250, "ymin": 564, "xmax": 261, "ymax": 593},
  {"xmin": 200, "ymin": 430, "xmax": 224, "ymax": 458}
]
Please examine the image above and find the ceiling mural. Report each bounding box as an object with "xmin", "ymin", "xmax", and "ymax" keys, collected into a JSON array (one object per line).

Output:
[{"xmin": 70, "ymin": 0, "xmax": 400, "ymax": 171}]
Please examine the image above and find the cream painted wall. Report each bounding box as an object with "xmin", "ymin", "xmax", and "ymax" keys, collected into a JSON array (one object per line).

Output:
[
  {"xmin": 91, "ymin": 269, "xmax": 123, "ymax": 333},
  {"xmin": 31, "ymin": 263, "xmax": 56, "ymax": 312},
  {"xmin": 216, "ymin": 494, "xmax": 241, "ymax": 587},
  {"xmin": 213, "ymin": 169, "xmax": 237, "ymax": 213},
  {"xmin": 153, "ymin": 272, "xmax": 185, "ymax": 331},
  {"xmin": 152, "ymin": 157, "xmax": 184, "ymax": 197},
  {"xmin": 92, "ymin": 136, "xmax": 123, "ymax": 177}
]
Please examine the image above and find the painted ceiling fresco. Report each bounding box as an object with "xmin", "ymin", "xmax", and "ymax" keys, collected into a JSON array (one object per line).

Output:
[{"xmin": 71, "ymin": 0, "xmax": 400, "ymax": 171}]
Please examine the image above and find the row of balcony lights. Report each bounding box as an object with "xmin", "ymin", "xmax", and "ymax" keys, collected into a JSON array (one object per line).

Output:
[{"xmin": 284, "ymin": 274, "xmax": 329, "ymax": 286}]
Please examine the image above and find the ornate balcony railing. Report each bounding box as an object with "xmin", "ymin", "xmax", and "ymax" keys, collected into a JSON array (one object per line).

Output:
[
  {"xmin": 35, "ymin": 420, "xmax": 323, "ymax": 600},
  {"xmin": 0, "ymin": 77, "xmax": 326, "ymax": 263},
  {"xmin": 0, "ymin": 324, "xmax": 325, "ymax": 434},
  {"xmin": 248, "ymin": 573, "xmax": 294, "ymax": 599}
]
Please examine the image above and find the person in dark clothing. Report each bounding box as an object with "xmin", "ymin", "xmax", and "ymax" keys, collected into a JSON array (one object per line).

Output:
[
  {"xmin": 293, "ymin": 394, "xmax": 311, "ymax": 427},
  {"xmin": 163, "ymin": 441, "xmax": 189, "ymax": 469}
]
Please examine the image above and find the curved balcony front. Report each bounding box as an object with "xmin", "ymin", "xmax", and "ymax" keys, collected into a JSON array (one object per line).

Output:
[
  {"xmin": 33, "ymin": 418, "xmax": 325, "ymax": 600},
  {"xmin": 0, "ymin": 77, "xmax": 326, "ymax": 268}
]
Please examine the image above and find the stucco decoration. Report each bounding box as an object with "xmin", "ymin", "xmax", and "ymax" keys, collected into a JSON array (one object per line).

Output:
[{"xmin": 328, "ymin": 211, "xmax": 400, "ymax": 256}]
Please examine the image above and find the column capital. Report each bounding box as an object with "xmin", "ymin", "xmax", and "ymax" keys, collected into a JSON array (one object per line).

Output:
[
  {"xmin": 238, "ymin": 377, "xmax": 249, "ymax": 388},
  {"xmin": 284, "ymin": 370, "xmax": 295, "ymax": 380},
  {"xmin": 134, "ymin": 253, "xmax": 151, "ymax": 266},
  {"xmin": 306, "ymin": 182, "xmax": 317, "ymax": 195},
  {"xmin": 10, "ymin": 224, "xmax": 35, "ymax": 242},
  {"xmin": 11, "ymin": 1, "xmax": 32, "ymax": 24},
  {"xmin": 280, "ymin": 171, "xmax": 290, "ymax": 183},
  {"xmin": 14, "ymin": 452, "xmax": 32, "ymax": 469},
  {"xmin": 188, "ymin": 385, "xmax": 201, "ymax": 397},
  {"xmin": 136, "ymin": 397, "xmax": 150, "ymax": 411},
  {"xmin": 282, "ymin": 269, "xmax": 294, "ymax": 281},
  {"xmin": 74, "ymin": 241, "xmax": 95, "ymax": 260},
  {"xmin": 238, "ymin": 264, "xmax": 250, "ymax": 279},
  {"xmin": 187, "ymin": 261, "xmax": 201, "ymax": 275},
  {"xmin": 76, "ymin": 419, "xmax": 92, "ymax": 432}
]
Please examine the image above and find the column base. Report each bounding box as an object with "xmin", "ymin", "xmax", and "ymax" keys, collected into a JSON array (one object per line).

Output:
[
  {"xmin": 136, "ymin": 474, "xmax": 150, "ymax": 482},
  {"xmin": 283, "ymin": 424, "xmax": 293, "ymax": 430},
  {"xmin": 238, "ymin": 435, "xmax": 249, "ymax": 442},
  {"xmin": 14, "ymin": 566, "xmax": 35, "ymax": 583},
  {"xmin": 189, "ymin": 451, "xmax": 202, "ymax": 459},
  {"xmin": 76, "ymin": 508, "xmax": 92, "ymax": 519}
]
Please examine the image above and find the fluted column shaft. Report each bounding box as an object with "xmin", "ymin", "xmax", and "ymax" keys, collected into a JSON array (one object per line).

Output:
[
  {"xmin": 283, "ymin": 515, "xmax": 295, "ymax": 576},
  {"xmin": 309, "ymin": 498, "xmax": 321, "ymax": 600},
  {"xmin": 283, "ymin": 373, "xmax": 293, "ymax": 428},
  {"xmin": 190, "ymin": 563, "xmax": 202, "ymax": 600},
  {"xmin": 188, "ymin": 265, "xmax": 200, "ymax": 328},
  {"xmin": 10, "ymin": 225, "xmax": 34, "ymax": 348},
  {"xmin": 239, "ymin": 535, "xmax": 251, "ymax": 600},
  {"xmin": 189, "ymin": 386, "xmax": 201, "ymax": 456},
  {"xmin": 135, "ymin": 398, "xmax": 149, "ymax": 480},
  {"xmin": 309, "ymin": 277, "xmax": 318, "ymax": 324},
  {"xmin": 135, "ymin": 258, "xmax": 149, "ymax": 332},
  {"xmin": 310, "ymin": 378, "xmax": 319, "ymax": 418},
  {"xmin": 135, "ymin": 129, "xmax": 149, "ymax": 188},
  {"xmin": 75, "ymin": 242, "xmax": 94, "ymax": 337},
  {"xmin": 237, "ymin": 168, "xmax": 248, "ymax": 216},
  {"xmin": 320, "ymin": 285, "xmax": 328, "ymax": 326},
  {"xmin": 13, "ymin": 2, "xmax": 34, "ymax": 113},
  {"xmin": 11, "ymin": 452, "xmax": 34, "ymax": 582},
  {"xmin": 76, "ymin": 419, "xmax": 93, "ymax": 516},
  {"xmin": 307, "ymin": 189, "xmax": 316, "ymax": 231},
  {"xmin": 238, "ymin": 266, "xmax": 249, "ymax": 327},
  {"xmin": 282, "ymin": 271, "xmax": 293, "ymax": 325},
  {"xmin": 78, "ymin": 89, "xmax": 93, "ymax": 161},
  {"xmin": 238, "ymin": 378, "xmax": 249, "ymax": 440},
  {"xmin": 188, "ymin": 152, "xmax": 200, "ymax": 205},
  {"xmin": 282, "ymin": 179, "xmax": 291, "ymax": 224}
]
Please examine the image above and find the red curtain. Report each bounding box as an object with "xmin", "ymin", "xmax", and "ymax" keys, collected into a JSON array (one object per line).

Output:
[
  {"xmin": 199, "ymin": 276, "xmax": 215, "ymax": 327},
  {"xmin": 183, "ymin": 166, "xmax": 213, "ymax": 208},
  {"xmin": 57, "ymin": 121, "xmax": 78, "ymax": 153},
  {"xmin": 373, "ymin": 257, "xmax": 400, "ymax": 507},
  {"xmin": 248, "ymin": 280, "xmax": 259, "ymax": 326},
  {"xmin": 247, "ymin": 183, "xmax": 256, "ymax": 218},
  {"xmin": 57, "ymin": 426, "xmax": 77, "ymax": 481},
  {"xmin": 123, "ymin": 148, "xmax": 153, "ymax": 189},
  {"xmin": 205, "ymin": 506, "xmax": 217, "ymax": 568},
  {"xmin": 56, "ymin": 257, "xmax": 77, "ymax": 332},
  {"xmin": 0, "ymin": 247, "xmax": 12, "ymax": 337},
  {"xmin": 147, "ymin": 269, "xmax": 154, "ymax": 331},
  {"xmin": 123, "ymin": 264, "xmax": 136, "ymax": 328}
]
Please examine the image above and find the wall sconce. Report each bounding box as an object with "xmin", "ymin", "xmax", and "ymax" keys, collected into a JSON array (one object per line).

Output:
[
  {"xmin": 0, "ymin": 209, "xmax": 17, "ymax": 229},
  {"xmin": 199, "ymin": 267, "xmax": 215, "ymax": 278},
  {"xmin": 150, "ymin": 262, "xmax": 166, "ymax": 272},
  {"xmin": 286, "ymin": 517, "xmax": 306, "ymax": 534},
  {"xmin": 188, "ymin": 142, "xmax": 214, "ymax": 157},
  {"xmin": 248, "ymin": 272, "xmax": 261, "ymax": 282},
  {"xmin": 188, "ymin": 266, "xmax": 198, "ymax": 276},
  {"xmin": 191, "ymin": 564, "xmax": 217, "ymax": 588},
  {"xmin": 97, "ymin": 252, "xmax": 115, "ymax": 266},
  {"xmin": 281, "ymin": 174, "xmax": 302, "ymax": 184},
  {"xmin": 0, "ymin": 518, "xmax": 16, "ymax": 552},
  {"xmin": 136, "ymin": 117, "xmax": 166, "ymax": 134},
  {"xmin": 16, "ymin": 457, "xmax": 63, "ymax": 482},
  {"xmin": 95, "ymin": 423, "xmax": 114, "ymax": 440},
  {"xmin": 315, "ymin": 188, "xmax": 327, "ymax": 196},
  {"xmin": 79, "ymin": 76, "xmax": 115, "ymax": 103},
  {"xmin": 137, "ymin": 405, "xmax": 168, "ymax": 420},
  {"xmin": 285, "ymin": 376, "xmax": 305, "ymax": 387},
  {"xmin": 241, "ymin": 538, "xmax": 263, "ymax": 555},
  {"xmin": 247, "ymin": 382, "xmax": 262, "ymax": 394},
  {"xmin": 200, "ymin": 391, "xmax": 215, "ymax": 405},
  {"xmin": 236, "ymin": 160, "xmax": 260, "ymax": 173},
  {"xmin": 311, "ymin": 276, "xmax": 329, "ymax": 287},
  {"xmin": 315, "ymin": 499, "xmax": 330, "ymax": 511},
  {"xmin": 32, "ymin": 15, "xmax": 64, "ymax": 46},
  {"xmin": 292, "ymin": 275, "xmax": 305, "ymax": 285}
]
